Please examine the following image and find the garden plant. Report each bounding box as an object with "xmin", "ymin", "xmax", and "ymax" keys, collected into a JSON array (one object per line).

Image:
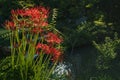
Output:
[{"xmin": 0, "ymin": 6, "xmax": 64, "ymax": 80}]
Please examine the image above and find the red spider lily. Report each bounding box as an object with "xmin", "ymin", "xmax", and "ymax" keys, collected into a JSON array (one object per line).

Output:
[
  {"xmin": 11, "ymin": 9, "xmax": 25, "ymax": 17},
  {"xmin": 31, "ymin": 27, "xmax": 43, "ymax": 34},
  {"xmin": 45, "ymin": 32, "xmax": 63, "ymax": 44},
  {"xmin": 38, "ymin": 6, "xmax": 49, "ymax": 15},
  {"xmin": 36, "ymin": 43, "xmax": 61, "ymax": 61},
  {"xmin": 7, "ymin": 6, "xmax": 49, "ymax": 30},
  {"xmin": 41, "ymin": 22, "xmax": 48, "ymax": 27},
  {"xmin": 5, "ymin": 21, "xmax": 15, "ymax": 30},
  {"xmin": 36, "ymin": 43, "xmax": 51, "ymax": 54},
  {"xmin": 5, "ymin": 6, "xmax": 62, "ymax": 62},
  {"xmin": 32, "ymin": 19, "xmax": 48, "ymax": 27},
  {"xmin": 50, "ymin": 47, "xmax": 61, "ymax": 61},
  {"xmin": 11, "ymin": 7, "xmax": 49, "ymax": 19},
  {"xmin": 25, "ymin": 8, "xmax": 41, "ymax": 18}
]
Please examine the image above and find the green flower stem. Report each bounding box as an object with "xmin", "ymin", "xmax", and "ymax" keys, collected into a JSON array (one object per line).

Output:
[
  {"xmin": 46, "ymin": 60, "xmax": 58, "ymax": 79},
  {"xmin": 10, "ymin": 31, "xmax": 15, "ymax": 69}
]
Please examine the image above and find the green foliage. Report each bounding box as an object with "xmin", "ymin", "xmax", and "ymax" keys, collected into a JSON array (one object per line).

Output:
[
  {"xmin": 0, "ymin": 56, "xmax": 52, "ymax": 80},
  {"xmin": 94, "ymin": 38, "xmax": 114, "ymax": 70},
  {"xmin": 77, "ymin": 35, "xmax": 120, "ymax": 80},
  {"xmin": 0, "ymin": 28, "xmax": 11, "ymax": 46},
  {"xmin": 16, "ymin": 0, "xmax": 35, "ymax": 8},
  {"xmin": 94, "ymin": 37, "xmax": 117, "ymax": 59},
  {"xmin": 49, "ymin": 8, "xmax": 58, "ymax": 27},
  {"xmin": 63, "ymin": 21, "xmax": 109, "ymax": 51},
  {"xmin": 93, "ymin": 35, "xmax": 120, "ymax": 70},
  {"xmin": 0, "ymin": 57, "xmax": 22, "ymax": 80}
]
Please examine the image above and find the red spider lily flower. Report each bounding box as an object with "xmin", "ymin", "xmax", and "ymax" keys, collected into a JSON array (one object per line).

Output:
[
  {"xmin": 22, "ymin": 7, "xmax": 48, "ymax": 19},
  {"xmin": 31, "ymin": 27, "xmax": 43, "ymax": 34},
  {"xmin": 16, "ymin": 9, "xmax": 25, "ymax": 16},
  {"xmin": 36, "ymin": 43, "xmax": 51, "ymax": 54},
  {"xmin": 41, "ymin": 14, "xmax": 48, "ymax": 19},
  {"xmin": 45, "ymin": 32, "xmax": 62, "ymax": 44},
  {"xmin": 11, "ymin": 9, "xmax": 25, "ymax": 16},
  {"xmin": 11, "ymin": 9, "xmax": 18, "ymax": 16},
  {"xmin": 5, "ymin": 21, "xmax": 15, "ymax": 30},
  {"xmin": 32, "ymin": 19, "xmax": 48, "ymax": 27},
  {"xmin": 38, "ymin": 6, "xmax": 49, "ymax": 15},
  {"xmin": 50, "ymin": 47, "xmax": 61, "ymax": 61},
  {"xmin": 41, "ymin": 22, "xmax": 48, "ymax": 27},
  {"xmin": 36, "ymin": 43, "xmax": 62, "ymax": 61},
  {"xmin": 25, "ymin": 8, "xmax": 41, "ymax": 18},
  {"xmin": 7, "ymin": 6, "xmax": 49, "ymax": 30}
]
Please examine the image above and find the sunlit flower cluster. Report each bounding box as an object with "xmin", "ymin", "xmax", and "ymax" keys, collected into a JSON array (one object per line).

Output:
[
  {"xmin": 5, "ymin": 6, "xmax": 63, "ymax": 61},
  {"xmin": 5, "ymin": 6, "xmax": 49, "ymax": 30}
]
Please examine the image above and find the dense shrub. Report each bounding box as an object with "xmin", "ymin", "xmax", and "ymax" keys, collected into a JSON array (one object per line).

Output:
[{"xmin": 93, "ymin": 35, "xmax": 120, "ymax": 79}]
